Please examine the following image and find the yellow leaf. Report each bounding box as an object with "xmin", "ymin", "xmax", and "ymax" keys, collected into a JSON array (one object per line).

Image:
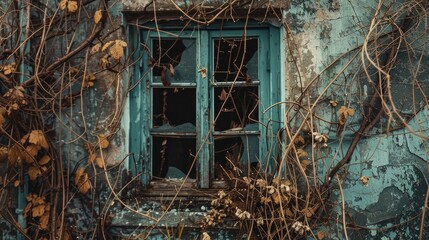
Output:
[
  {"xmin": 39, "ymin": 155, "xmax": 51, "ymax": 165},
  {"xmin": 39, "ymin": 213, "xmax": 49, "ymax": 230},
  {"xmin": 59, "ymin": 0, "xmax": 67, "ymax": 10},
  {"xmin": 32, "ymin": 204, "xmax": 45, "ymax": 218},
  {"xmin": 67, "ymin": 0, "xmax": 78, "ymax": 13},
  {"xmin": 94, "ymin": 10, "xmax": 102, "ymax": 24},
  {"xmin": 29, "ymin": 166, "xmax": 42, "ymax": 181},
  {"xmin": 109, "ymin": 43, "xmax": 124, "ymax": 60}
]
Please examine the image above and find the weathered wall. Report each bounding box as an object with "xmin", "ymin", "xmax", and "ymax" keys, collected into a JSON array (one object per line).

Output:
[{"xmin": 285, "ymin": 0, "xmax": 429, "ymax": 239}]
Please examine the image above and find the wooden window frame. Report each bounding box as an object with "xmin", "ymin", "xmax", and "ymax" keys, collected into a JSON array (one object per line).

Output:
[{"xmin": 128, "ymin": 22, "xmax": 281, "ymax": 192}]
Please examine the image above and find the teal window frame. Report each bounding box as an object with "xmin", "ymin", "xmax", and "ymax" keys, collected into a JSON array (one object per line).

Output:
[{"xmin": 129, "ymin": 22, "xmax": 281, "ymax": 189}]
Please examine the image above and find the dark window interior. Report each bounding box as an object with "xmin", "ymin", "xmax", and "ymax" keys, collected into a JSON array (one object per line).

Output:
[
  {"xmin": 152, "ymin": 88, "xmax": 196, "ymax": 128},
  {"xmin": 152, "ymin": 137, "xmax": 196, "ymax": 179},
  {"xmin": 214, "ymin": 86, "xmax": 259, "ymax": 131},
  {"xmin": 214, "ymin": 38, "xmax": 258, "ymax": 82}
]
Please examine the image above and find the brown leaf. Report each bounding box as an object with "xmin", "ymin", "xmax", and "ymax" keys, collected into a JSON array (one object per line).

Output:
[
  {"xmin": 14, "ymin": 180, "xmax": 20, "ymax": 187},
  {"xmin": 0, "ymin": 107, "xmax": 6, "ymax": 127},
  {"xmin": 94, "ymin": 10, "xmax": 102, "ymax": 24},
  {"xmin": 39, "ymin": 213, "xmax": 49, "ymax": 230},
  {"xmin": 29, "ymin": 166, "xmax": 42, "ymax": 181},
  {"xmin": 0, "ymin": 147, "xmax": 7, "ymax": 161},
  {"xmin": 32, "ymin": 204, "xmax": 45, "ymax": 218},
  {"xmin": 110, "ymin": 42, "xmax": 124, "ymax": 60},
  {"xmin": 91, "ymin": 43, "xmax": 101, "ymax": 55},
  {"xmin": 95, "ymin": 157, "xmax": 104, "ymax": 168},
  {"xmin": 29, "ymin": 130, "xmax": 49, "ymax": 149},
  {"xmin": 101, "ymin": 41, "xmax": 115, "ymax": 52},
  {"xmin": 317, "ymin": 231, "xmax": 325, "ymax": 240},
  {"xmin": 98, "ymin": 134, "xmax": 109, "ymax": 149},
  {"xmin": 9, "ymin": 144, "xmax": 24, "ymax": 167},
  {"xmin": 169, "ymin": 64, "xmax": 175, "ymax": 77},
  {"xmin": 294, "ymin": 135, "xmax": 305, "ymax": 145},
  {"xmin": 39, "ymin": 155, "xmax": 51, "ymax": 165},
  {"xmin": 75, "ymin": 168, "xmax": 91, "ymax": 194},
  {"xmin": 218, "ymin": 89, "xmax": 228, "ymax": 101},
  {"xmin": 245, "ymin": 73, "xmax": 252, "ymax": 84},
  {"xmin": 329, "ymin": 100, "xmax": 338, "ymax": 107},
  {"xmin": 24, "ymin": 144, "xmax": 41, "ymax": 164},
  {"xmin": 301, "ymin": 159, "xmax": 310, "ymax": 169},
  {"xmin": 297, "ymin": 149, "xmax": 308, "ymax": 159},
  {"xmin": 338, "ymin": 106, "xmax": 354, "ymax": 126},
  {"xmin": 160, "ymin": 66, "xmax": 170, "ymax": 86},
  {"xmin": 359, "ymin": 175, "xmax": 369, "ymax": 186}
]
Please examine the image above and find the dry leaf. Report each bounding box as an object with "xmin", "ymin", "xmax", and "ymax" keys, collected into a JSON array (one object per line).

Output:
[
  {"xmin": 303, "ymin": 208, "xmax": 314, "ymax": 218},
  {"xmin": 285, "ymin": 208, "xmax": 294, "ymax": 217},
  {"xmin": 75, "ymin": 167, "xmax": 91, "ymax": 193},
  {"xmin": 110, "ymin": 42, "xmax": 124, "ymax": 60},
  {"xmin": 359, "ymin": 175, "xmax": 369, "ymax": 186},
  {"xmin": 218, "ymin": 89, "xmax": 228, "ymax": 101},
  {"xmin": 169, "ymin": 64, "xmax": 175, "ymax": 77},
  {"xmin": 29, "ymin": 166, "xmax": 42, "ymax": 181},
  {"xmin": 59, "ymin": 0, "xmax": 67, "ymax": 10},
  {"xmin": 198, "ymin": 67, "xmax": 207, "ymax": 79},
  {"xmin": 24, "ymin": 144, "xmax": 41, "ymax": 164},
  {"xmin": 91, "ymin": 43, "xmax": 101, "ymax": 55},
  {"xmin": 14, "ymin": 180, "xmax": 20, "ymax": 187},
  {"xmin": 301, "ymin": 159, "xmax": 310, "ymax": 168},
  {"xmin": 32, "ymin": 204, "xmax": 45, "ymax": 218},
  {"xmin": 39, "ymin": 155, "xmax": 51, "ymax": 165},
  {"xmin": 94, "ymin": 10, "xmax": 102, "ymax": 24},
  {"xmin": 100, "ymin": 55, "xmax": 110, "ymax": 69},
  {"xmin": 95, "ymin": 157, "xmax": 104, "ymax": 168},
  {"xmin": 0, "ymin": 147, "xmax": 8, "ymax": 161},
  {"xmin": 9, "ymin": 144, "xmax": 24, "ymax": 167},
  {"xmin": 39, "ymin": 213, "xmax": 49, "ymax": 230},
  {"xmin": 338, "ymin": 106, "xmax": 355, "ymax": 126},
  {"xmin": 102, "ymin": 41, "xmax": 115, "ymax": 52},
  {"xmin": 29, "ymin": 130, "xmax": 49, "ymax": 149},
  {"xmin": 297, "ymin": 149, "xmax": 308, "ymax": 159},
  {"xmin": 98, "ymin": 134, "xmax": 109, "ymax": 149},
  {"xmin": 329, "ymin": 100, "xmax": 338, "ymax": 107},
  {"xmin": 294, "ymin": 135, "xmax": 305, "ymax": 145},
  {"xmin": 317, "ymin": 231, "xmax": 325, "ymax": 240},
  {"xmin": 62, "ymin": 231, "xmax": 71, "ymax": 240},
  {"xmin": 67, "ymin": 0, "xmax": 78, "ymax": 13},
  {"xmin": 0, "ymin": 107, "xmax": 6, "ymax": 127}
]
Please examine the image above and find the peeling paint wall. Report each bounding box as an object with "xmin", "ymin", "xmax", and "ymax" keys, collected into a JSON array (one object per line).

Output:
[{"xmin": 32, "ymin": 0, "xmax": 429, "ymax": 239}]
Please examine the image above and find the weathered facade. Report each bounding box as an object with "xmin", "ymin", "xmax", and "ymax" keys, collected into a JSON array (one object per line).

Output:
[{"xmin": 0, "ymin": 0, "xmax": 428, "ymax": 239}]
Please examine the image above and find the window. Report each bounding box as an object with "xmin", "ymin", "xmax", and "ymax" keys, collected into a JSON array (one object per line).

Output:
[{"xmin": 129, "ymin": 22, "xmax": 281, "ymax": 190}]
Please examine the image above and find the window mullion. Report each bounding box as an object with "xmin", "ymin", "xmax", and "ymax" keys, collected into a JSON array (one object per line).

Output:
[{"xmin": 196, "ymin": 30, "xmax": 211, "ymax": 188}]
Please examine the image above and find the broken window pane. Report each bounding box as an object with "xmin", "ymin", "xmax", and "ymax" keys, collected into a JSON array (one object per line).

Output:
[
  {"xmin": 152, "ymin": 137, "xmax": 196, "ymax": 179},
  {"xmin": 152, "ymin": 88, "xmax": 196, "ymax": 128},
  {"xmin": 213, "ymin": 38, "xmax": 258, "ymax": 82},
  {"xmin": 214, "ymin": 86, "xmax": 259, "ymax": 131},
  {"xmin": 152, "ymin": 39, "xmax": 196, "ymax": 84},
  {"xmin": 214, "ymin": 135, "xmax": 259, "ymax": 179}
]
